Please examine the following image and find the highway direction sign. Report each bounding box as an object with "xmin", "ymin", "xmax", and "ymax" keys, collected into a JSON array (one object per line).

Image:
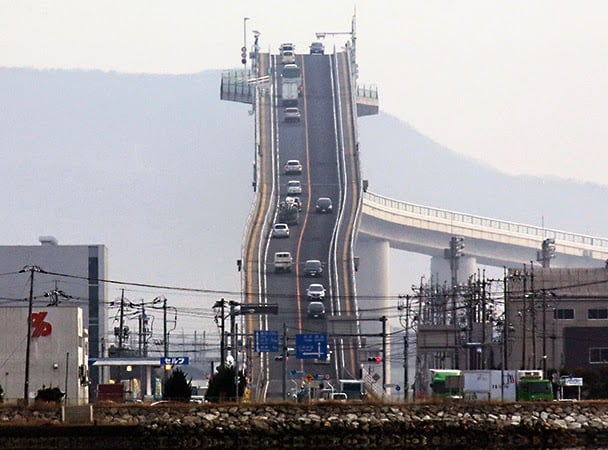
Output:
[
  {"xmin": 295, "ymin": 334, "xmax": 328, "ymax": 359},
  {"xmin": 254, "ymin": 330, "xmax": 279, "ymax": 352}
]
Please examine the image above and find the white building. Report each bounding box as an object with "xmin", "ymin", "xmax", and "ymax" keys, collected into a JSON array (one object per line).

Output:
[
  {"xmin": 0, "ymin": 306, "xmax": 89, "ymax": 403},
  {"xmin": 0, "ymin": 237, "xmax": 108, "ymax": 391}
]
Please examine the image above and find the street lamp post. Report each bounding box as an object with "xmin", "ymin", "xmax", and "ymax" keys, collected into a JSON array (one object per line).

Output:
[{"xmin": 243, "ymin": 17, "xmax": 250, "ymax": 69}]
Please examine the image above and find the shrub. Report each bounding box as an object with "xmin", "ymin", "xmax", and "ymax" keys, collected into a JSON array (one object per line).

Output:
[{"xmin": 163, "ymin": 367, "xmax": 192, "ymax": 402}]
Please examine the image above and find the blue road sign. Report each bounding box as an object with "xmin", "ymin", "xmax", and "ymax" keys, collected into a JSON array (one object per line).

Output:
[
  {"xmin": 161, "ymin": 356, "xmax": 189, "ymax": 365},
  {"xmin": 295, "ymin": 334, "xmax": 328, "ymax": 359},
  {"xmin": 254, "ymin": 330, "xmax": 279, "ymax": 352}
]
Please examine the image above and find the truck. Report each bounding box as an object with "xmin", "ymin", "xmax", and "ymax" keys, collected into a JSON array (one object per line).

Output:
[
  {"xmin": 460, "ymin": 370, "xmax": 516, "ymax": 401},
  {"xmin": 338, "ymin": 379, "xmax": 366, "ymax": 400},
  {"xmin": 277, "ymin": 201, "xmax": 299, "ymax": 225},
  {"xmin": 429, "ymin": 369, "xmax": 462, "ymax": 399},
  {"xmin": 281, "ymin": 80, "xmax": 299, "ymax": 106},
  {"xmin": 516, "ymin": 370, "xmax": 553, "ymax": 401}
]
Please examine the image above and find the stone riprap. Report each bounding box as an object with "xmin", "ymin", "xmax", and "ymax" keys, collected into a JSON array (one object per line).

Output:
[{"xmin": 2, "ymin": 401, "xmax": 608, "ymax": 449}]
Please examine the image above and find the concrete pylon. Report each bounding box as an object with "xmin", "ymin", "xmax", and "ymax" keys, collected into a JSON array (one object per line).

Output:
[
  {"xmin": 354, "ymin": 236, "xmax": 391, "ymax": 395},
  {"xmin": 430, "ymin": 255, "xmax": 478, "ymax": 286}
]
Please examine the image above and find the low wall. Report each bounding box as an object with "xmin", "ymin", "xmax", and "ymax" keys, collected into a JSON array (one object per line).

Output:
[{"xmin": 2, "ymin": 401, "xmax": 608, "ymax": 449}]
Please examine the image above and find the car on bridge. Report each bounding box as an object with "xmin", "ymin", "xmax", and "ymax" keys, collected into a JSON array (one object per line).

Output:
[
  {"xmin": 284, "ymin": 159, "xmax": 302, "ymax": 174},
  {"xmin": 306, "ymin": 283, "xmax": 326, "ymax": 300},
  {"xmin": 279, "ymin": 42, "xmax": 295, "ymax": 53},
  {"xmin": 281, "ymin": 50, "xmax": 295, "ymax": 64},
  {"xmin": 286, "ymin": 180, "xmax": 302, "ymax": 195},
  {"xmin": 285, "ymin": 196, "xmax": 302, "ymax": 211},
  {"xmin": 303, "ymin": 259, "xmax": 323, "ymax": 277},
  {"xmin": 307, "ymin": 301, "xmax": 325, "ymax": 319},
  {"xmin": 271, "ymin": 223, "xmax": 290, "ymax": 238},
  {"xmin": 284, "ymin": 107, "xmax": 301, "ymax": 123},
  {"xmin": 274, "ymin": 251, "xmax": 293, "ymax": 273},
  {"xmin": 309, "ymin": 41, "xmax": 325, "ymax": 55},
  {"xmin": 315, "ymin": 197, "xmax": 333, "ymax": 213}
]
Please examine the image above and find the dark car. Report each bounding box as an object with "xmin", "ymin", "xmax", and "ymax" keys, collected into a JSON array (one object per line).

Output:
[
  {"xmin": 303, "ymin": 259, "xmax": 323, "ymax": 277},
  {"xmin": 315, "ymin": 197, "xmax": 333, "ymax": 213},
  {"xmin": 310, "ymin": 42, "xmax": 325, "ymax": 55},
  {"xmin": 307, "ymin": 301, "xmax": 325, "ymax": 319}
]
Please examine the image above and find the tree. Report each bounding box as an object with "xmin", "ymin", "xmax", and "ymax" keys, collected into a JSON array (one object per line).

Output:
[
  {"xmin": 163, "ymin": 367, "xmax": 192, "ymax": 402},
  {"xmin": 35, "ymin": 386, "xmax": 65, "ymax": 403},
  {"xmin": 205, "ymin": 364, "xmax": 247, "ymax": 403}
]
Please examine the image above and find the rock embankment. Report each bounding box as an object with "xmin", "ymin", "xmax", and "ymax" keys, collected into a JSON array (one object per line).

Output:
[{"xmin": 2, "ymin": 401, "xmax": 608, "ymax": 449}]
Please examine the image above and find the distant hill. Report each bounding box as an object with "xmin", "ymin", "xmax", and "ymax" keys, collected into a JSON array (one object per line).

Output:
[{"xmin": 1, "ymin": 67, "xmax": 607, "ymax": 315}]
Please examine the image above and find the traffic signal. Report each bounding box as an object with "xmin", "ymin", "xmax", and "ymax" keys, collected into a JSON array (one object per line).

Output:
[
  {"xmin": 241, "ymin": 46, "xmax": 247, "ymax": 65},
  {"xmin": 367, "ymin": 356, "xmax": 382, "ymax": 363}
]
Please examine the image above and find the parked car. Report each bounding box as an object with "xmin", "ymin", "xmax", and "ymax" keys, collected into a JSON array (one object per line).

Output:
[
  {"xmin": 309, "ymin": 41, "xmax": 325, "ymax": 55},
  {"xmin": 315, "ymin": 197, "xmax": 333, "ymax": 213},
  {"xmin": 286, "ymin": 180, "xmax": 302, "ymax": 195},
  {"xmin": 303, "ymin": 259, "xmax": 323, "ymax": 277},
  {"xmin": 284, "ymin": 107, "xmax": 301, "ymax": 123},
  {"xmin": 307, "ymin": 301, "xmax": 326, "ymax": 319},
  {"xmin": 271, "ymin": 223, "xmax": 290, "ymax": 238},
  {"xmin": 284, "ymin": 159, "xmax": 302, "ymax": 174},
  {"xmin": 306, "ymin": 283, "xmax": 326, "ymax": 300}
]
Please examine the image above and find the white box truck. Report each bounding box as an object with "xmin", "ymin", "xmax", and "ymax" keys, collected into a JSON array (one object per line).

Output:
[{"xmin": 460, "ymin": 370, "xmax": 517, "ymax": 401}]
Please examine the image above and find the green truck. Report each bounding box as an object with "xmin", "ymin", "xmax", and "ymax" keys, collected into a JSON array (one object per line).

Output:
[
  {"xmin": 516, "ymin": 370, "xmax": 553, "ymax": 401},
  {"xmin": 429, "ymin": 369, "xmax": 462, "ymax": 399}
]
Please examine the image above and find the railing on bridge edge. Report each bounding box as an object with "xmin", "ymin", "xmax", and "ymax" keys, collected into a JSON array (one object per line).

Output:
[
  {"xmin": 356, "ymin": 84, "xmax": 378, "ymax": 100},
  {"xmin": 220, "ymin": 69, "xmax": 254, "ymax": 104},
  {"xmin": 363, "ymin": 191, "xmax": 608, "ymax": 250}
]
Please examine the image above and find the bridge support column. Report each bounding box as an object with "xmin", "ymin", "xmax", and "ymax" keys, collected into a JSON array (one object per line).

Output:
[
  {"xmin": 430, "ymin": 255, "xmax": 478, "ymax": 286},
  {"xmin": 355, "ymin": 236, "xmax": 391, "ymax": 396}
]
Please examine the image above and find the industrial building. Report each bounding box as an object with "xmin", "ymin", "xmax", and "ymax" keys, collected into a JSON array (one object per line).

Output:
[
  {"xmin": 506, "ymin": 267, "xmax": 608, "ymax": 373},
  {"xmin": 0, "ymin": 237, "xmax": 108, "ymax": 394}
]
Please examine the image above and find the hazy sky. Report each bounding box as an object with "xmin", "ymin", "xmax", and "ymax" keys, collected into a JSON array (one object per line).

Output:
[{"xmin": 3, "ymin": 1, "xmax": 607, "ymax": 186}]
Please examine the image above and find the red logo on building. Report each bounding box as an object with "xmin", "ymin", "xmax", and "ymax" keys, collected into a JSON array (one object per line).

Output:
[{"xmin": 31, "ymin": 311, "xmax": 52, "ymax": 337}]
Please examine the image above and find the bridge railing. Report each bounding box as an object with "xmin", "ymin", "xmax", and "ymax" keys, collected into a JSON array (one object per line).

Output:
[{"xmin": 363, "ymin": 191, "xmax": 608, "ymax": 250}]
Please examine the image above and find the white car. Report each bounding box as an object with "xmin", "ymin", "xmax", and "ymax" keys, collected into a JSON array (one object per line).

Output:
[
  {"xmin": 285, "ymin": 196, "xmax": 302, "ymax": 211},
  {"xmin": 279, "ymin": 42, "xmax": 295, "ymax": 53},
  {"xmin": 271, "ymin": 223, "xmax": 290, "ymax": 238},
  {"xmin": 286, "ymin": 180, "xmax": 302, "ymax": 195},
  {"xmin": 281, "ymin": 50, "xmax": 296, "ymax": 64},
  {"xmin": 284, "ymin": 107, "xmax": 301, "ymax": 123},
  {"xmin": 284, "ymin": 159, "xmax": 302, "ymax": 174},
  {"xmin": 306, "ymin": 283, "xmax": 326, "ymax": 300}
]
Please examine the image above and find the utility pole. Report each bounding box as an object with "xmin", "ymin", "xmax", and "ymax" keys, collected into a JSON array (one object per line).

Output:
[
  {"xmin": 381, "ymin": 316, "xmax": 387, "ymax": 396},
  {"xmin": 444, "ymin": 236, "xmax": 464, "ymax": 369},
  {"xmin": 163, "ymin": 296, "xmax": 168, "ymax": 359},
  {"xmin": 530, "ymin": 262, "xmax": 536, "ymax": 369},
  {"xmin": 21, "ymin": 265, "xmax": 40, "ymax": 404},
  {"xmin": 542, "ymin": 288, "xmax": 547, "ymax": 374},
  {"xmin": 503, "ymin": 269, "xmax": 509, "ymax": 371},
  {"xmin": 118, "ymin": 289, "xmax": 125, "ymax": 357},
  {"xmin": 521, "ymin": 266, "xmax": 527, "ymax": 370},
  {"xmin": 214, "ymin": 299, "xmax": 226, "ymax": 366},
  {"xmin": 282, "ymin": 323, "xmax": 287, "ymax": 401}
]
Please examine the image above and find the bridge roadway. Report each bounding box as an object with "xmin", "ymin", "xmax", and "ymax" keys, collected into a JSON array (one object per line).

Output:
[
  {"xmin": 242, "ymin": 49, "xmax": 362, "ymax": 400},
  {"xmin": 359, "ymin": 190, "xmax": 608, "ymax": 269}
]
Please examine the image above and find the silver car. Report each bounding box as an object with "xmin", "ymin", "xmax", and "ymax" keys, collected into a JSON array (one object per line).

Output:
[
  {"xmin": 271, "ymin": 223, "xmax": 290, "ymax": 238},
  {"xmin": 286, "ymin": 180, "xmax": 302, "ymax": 195}
]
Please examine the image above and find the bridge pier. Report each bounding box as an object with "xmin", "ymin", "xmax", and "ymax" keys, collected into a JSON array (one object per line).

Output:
[{"xmin": 354, "ymin": 236, "xmax": 393, "ymax": 395}]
